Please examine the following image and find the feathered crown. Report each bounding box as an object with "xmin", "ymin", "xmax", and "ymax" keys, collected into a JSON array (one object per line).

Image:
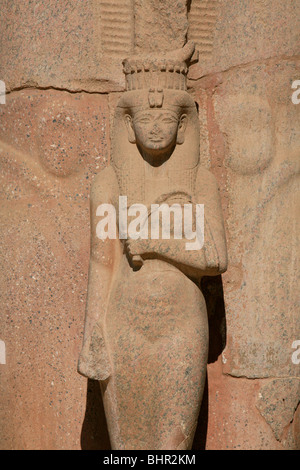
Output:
[{"xmin": 122, "ymin": 42, "xmax": 195, "ymax": 93}]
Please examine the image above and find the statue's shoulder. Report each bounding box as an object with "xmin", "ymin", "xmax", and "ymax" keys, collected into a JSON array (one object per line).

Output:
[{"xmin": 90, "ymin": 165, "xmax": 119, "ymax": 202}]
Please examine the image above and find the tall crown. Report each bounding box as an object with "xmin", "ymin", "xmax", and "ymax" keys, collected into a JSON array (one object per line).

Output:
[{"xmin": 122, "ymin": 42, "xmax": 195, "ymax": 92}]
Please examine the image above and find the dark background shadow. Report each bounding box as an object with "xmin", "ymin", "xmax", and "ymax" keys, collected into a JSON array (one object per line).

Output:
[
  {"xmin": 80, "ymin": 379, "xmax": 111, "ymax": 450},
  {"xmin": 192, "ymin": 274, "xmax": 227, "ymax": 450}
]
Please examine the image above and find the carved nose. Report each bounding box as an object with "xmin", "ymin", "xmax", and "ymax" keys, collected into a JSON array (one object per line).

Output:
[{"xmin": 151, "ymin": 124, "xmax": 160, "ymax": 134}]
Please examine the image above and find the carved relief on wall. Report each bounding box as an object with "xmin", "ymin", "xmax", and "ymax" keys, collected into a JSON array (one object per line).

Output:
[
  {"xmin": 212, "ymin": 61, "xmax": 300, "ymax": 378},
  {"xmin": 0, "ymin": 89, "xmax": 110, "ymax": 449}
]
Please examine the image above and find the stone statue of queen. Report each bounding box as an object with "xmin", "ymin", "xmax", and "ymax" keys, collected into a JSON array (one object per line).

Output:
[{"xmin": 78, "ymin": 42, "xmax": 227, "ymax": 450}]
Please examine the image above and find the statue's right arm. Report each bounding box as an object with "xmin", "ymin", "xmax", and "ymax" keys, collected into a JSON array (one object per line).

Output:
[{"xmin": 79, "ymin": 167, "xmax": 121, "ymax": 363}]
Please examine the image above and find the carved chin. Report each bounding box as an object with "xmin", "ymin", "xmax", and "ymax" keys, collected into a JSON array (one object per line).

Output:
[
  {"xmin": 140, "ymin": 138, "xmax": 177, "ymax": 153},
  {"xmin": 146, "ymin": 141, "xmax": 166, "ymax": 151}
]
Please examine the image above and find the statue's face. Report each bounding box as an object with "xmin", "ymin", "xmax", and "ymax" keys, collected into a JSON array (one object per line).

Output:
[{"xmin": 125, "ymin": 108, "xmax": 187, "ymax": 154}]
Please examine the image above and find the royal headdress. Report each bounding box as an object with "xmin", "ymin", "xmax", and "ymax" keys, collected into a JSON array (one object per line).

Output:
[{"xmin": 122, "ymin": 41, "xmax": 195, "ymax": 96}]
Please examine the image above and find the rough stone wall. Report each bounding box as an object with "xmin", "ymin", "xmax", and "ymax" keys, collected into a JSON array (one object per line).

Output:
[
  {"xmin": 0, "ymin": 0, "xmax": 299, "ymax": 450},
  {"xmin": 188, "ymin": 0, "xmax": 300, "ymax": 450}
]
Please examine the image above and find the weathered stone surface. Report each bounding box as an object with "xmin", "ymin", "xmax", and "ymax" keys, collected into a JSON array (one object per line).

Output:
[
  {"xmin": 0, "ymin": 0, "xmax": 134, "ymax": 92},
  {"xmin": 189, "ymin": 57, "xmax": 300, "ymax": 449},
  {"xmin": 0, "ymin": 0, "xmax": 191, "ymax": 93},
  {"xmin": 192, "ymin": 60, "xmax": 300, "ymax": 379},
  {"xmin": 188, "ymin": 0, "xmax": 300, "ymax": 79},
  {"xmin": 193, "ymin": 362, "xmax": 299, "ymax": 450},
  {"xmin": 256, "ymin": 378, "xmax": 300, "ymax": 445},
  {"xmin": 210, "ymin": 61, "xmax": 300, "ymax": 378},
  {"xmin": 0, "ymin": 89, "xmax": 110, "ymax": 449},
  {"xmin": 202, "ymin": 364, "xmax": 284, "ymax": 450},
  {"xmin": 135, "ymin": 0, "xmax": 189, "ymax": 52}
]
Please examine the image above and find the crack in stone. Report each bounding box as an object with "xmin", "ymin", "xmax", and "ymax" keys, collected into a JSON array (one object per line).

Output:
[
  {"xmin": 5, "ymin": 84, "xmax": 119, "ymax": 97},
  {"xmin": 188, "ymin": 53, "xmax": 300, "ymax": 82}
]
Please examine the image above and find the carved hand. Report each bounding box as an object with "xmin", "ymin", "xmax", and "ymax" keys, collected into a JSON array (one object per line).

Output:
[{"xmin": 125, "ymin": 237, "xmax": 150, "ymax": 258}]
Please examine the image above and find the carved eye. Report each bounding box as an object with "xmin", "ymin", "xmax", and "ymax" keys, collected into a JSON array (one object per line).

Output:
[
  {"xmin": 161, "ymin": 117, "xmax": 176, "ymax": 124},
  {"xmin": 137, "ymin": 117, "xmax": 151, "ymax": 124}
]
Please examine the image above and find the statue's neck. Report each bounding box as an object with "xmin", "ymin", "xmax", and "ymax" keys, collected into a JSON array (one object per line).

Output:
[{"xmin": 144, "ymin": 159, "xmax": 169, "ymax": 178}]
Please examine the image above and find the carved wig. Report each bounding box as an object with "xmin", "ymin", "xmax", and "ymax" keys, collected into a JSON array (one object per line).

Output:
[{"xmin": 111, "ymin": 42, "xmax": 200, "ymax": 207}]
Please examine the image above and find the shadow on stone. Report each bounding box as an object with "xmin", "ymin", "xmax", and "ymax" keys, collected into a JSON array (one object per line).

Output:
[
  {"xmin": 202, "ymin": 274, "xmax": 227, "ymax": 364},
  {"xmin": 80, "ymin": 379, "xmax": 111, "ymax": 450},
  {"xmin": 192, "ymin": 275, "xmax": 227, "ymax": 449},
  {"xmin": 192, "ymin": 375, "xmax": 209, "ymax": 450}
]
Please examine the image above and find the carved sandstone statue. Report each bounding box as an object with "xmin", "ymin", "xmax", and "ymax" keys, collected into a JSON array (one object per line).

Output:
[{"xmin": 78, "ymin": 42, "xmax": 227, "ymax": 450}]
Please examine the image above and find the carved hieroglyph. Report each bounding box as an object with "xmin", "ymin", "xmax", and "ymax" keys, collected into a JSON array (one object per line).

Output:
[
  {"xmin": 188, "ymin": 0, "xmax": 219, "ymax": 59},
  {"xmin": 78, "ymin": 43, "xmax": 227, "ymax": 450},
  {"xmin": 99, "ymin": 0, "xmax": 134, "ymax": 57}
]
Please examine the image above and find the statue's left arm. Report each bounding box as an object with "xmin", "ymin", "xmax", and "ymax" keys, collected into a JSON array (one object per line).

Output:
[{"xmin": 127, "ymin": 167, "xmax": 227, "ymax": 279}]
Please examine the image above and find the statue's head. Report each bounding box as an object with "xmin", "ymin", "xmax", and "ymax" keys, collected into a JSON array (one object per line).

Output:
[
  {"xmin": 124, "ymin": 90, "xmax": 188, "ymax": 160},
  {"xmin": 112, "ymin": 42, "xmax": 200, "ymax": 173}
]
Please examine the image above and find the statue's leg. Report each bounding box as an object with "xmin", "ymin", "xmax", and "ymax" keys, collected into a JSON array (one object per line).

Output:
[{"xmin": 102, "ymin": 271, "xmax": 208, "ymax": 450}]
